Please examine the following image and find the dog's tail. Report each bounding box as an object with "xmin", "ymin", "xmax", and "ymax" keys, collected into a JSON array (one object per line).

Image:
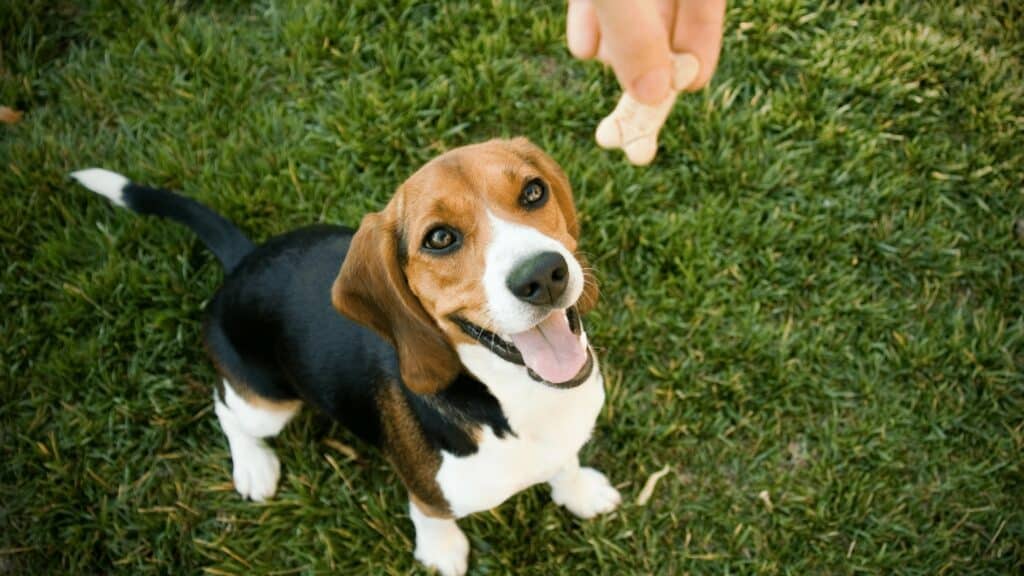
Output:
[{"xmin": 71, "ymin": 168, "xmax": 254, "ymax": 272}]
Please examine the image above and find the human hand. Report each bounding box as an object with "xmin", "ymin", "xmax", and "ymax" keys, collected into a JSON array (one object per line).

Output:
[{"xmin": 567, "ymin": 0, "xmax": 726, "ymax": 105}]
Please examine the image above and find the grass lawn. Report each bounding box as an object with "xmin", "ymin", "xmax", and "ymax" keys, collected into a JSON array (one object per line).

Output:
[{"xmin": 2, "ymin": 0, "xmax": 1021, "ymax": 573}]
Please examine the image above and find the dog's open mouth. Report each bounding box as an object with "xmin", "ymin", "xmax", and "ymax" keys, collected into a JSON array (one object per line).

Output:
[{"xmin": 451, "ymin": 306, "xmax": 593, "ymax": 388}]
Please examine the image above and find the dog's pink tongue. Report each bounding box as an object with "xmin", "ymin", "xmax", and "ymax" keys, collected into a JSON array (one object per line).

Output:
[{"xmin": 509, "ymin": 311, "xmax": 586, "ymax": 383}]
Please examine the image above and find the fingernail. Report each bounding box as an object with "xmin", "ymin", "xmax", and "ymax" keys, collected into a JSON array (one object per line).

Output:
[{"xmin": 631, "ymin": 67, "xmax": 670, "ymax": 104}]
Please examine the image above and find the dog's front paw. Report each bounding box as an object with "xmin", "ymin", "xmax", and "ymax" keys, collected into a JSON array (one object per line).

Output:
[
  {"xmin": 414, "ymin": 521, "xmax": 469, "ymax": 576},
  {"xmin": 231, "ymin": 439, "xmax": 280, "ymax": 502},
  {"xmin": 551, "ymin": 467, "xmax": 621, "ymax": 519}
]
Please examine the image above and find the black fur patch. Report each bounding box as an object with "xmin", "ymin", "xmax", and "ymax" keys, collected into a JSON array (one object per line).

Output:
[{"xmin": 405, "ymin": 371, "xmax": 515, "ymax": 457}]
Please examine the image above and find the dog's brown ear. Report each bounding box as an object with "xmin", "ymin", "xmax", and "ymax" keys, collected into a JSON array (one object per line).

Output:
[{"xmin": 332, "ymin": 209, "xmax": 460, "ymax": 394}]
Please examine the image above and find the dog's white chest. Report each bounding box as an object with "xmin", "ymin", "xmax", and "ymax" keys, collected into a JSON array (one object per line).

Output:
[{"xmin": 437, "ymin": 345, "xmax": 605, "ymax": 518}]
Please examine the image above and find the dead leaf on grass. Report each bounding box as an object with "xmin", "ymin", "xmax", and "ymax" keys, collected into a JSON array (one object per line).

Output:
[
  {"xmin": 323, "ymin": 437, "xmax": 359, "ymax": 460},
  {"xmin": 0, "ymin": 107, "xmax": 23, "ymax": 125},
  {"xmin": 635, "ymin": 465, "xmax": 671, "ymax": 506}
]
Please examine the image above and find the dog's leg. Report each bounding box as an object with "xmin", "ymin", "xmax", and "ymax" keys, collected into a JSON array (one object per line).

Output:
[
  {"xmin": 214, "ymin": 380, "xmax": 301, "ymax": 502},
  {"xmin": 548, "ymin": 455, "xmax": 621, "ymax": 519},
  {"xmin": 409, "ymin": 499, "xmax": 469, "ymax": 576}
]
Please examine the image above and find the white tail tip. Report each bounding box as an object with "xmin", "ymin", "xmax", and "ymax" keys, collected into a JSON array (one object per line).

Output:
[{"xmin": 71, "ymin": 168, "xmax": 129, "ymax": 207}]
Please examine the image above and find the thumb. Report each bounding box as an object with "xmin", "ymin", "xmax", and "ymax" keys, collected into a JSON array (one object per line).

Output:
[{"xmin": 592, "ymin": 0, "xmax": 673, "ymax": 105}]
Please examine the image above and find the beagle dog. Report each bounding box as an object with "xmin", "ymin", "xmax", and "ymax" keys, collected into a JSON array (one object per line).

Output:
[{"xmin": 71, "ymin": 138, "xmax": 620, "ymax": 575}]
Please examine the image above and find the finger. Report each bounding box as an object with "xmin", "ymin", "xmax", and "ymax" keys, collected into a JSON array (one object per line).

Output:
[
  {"xmin": 592, "ymin": 0, "xmax": 673, "ymax": 105},
  {"xmin": 656, "ymin": 0, "xmax": 677, "ymax": 37},
  {"xmin": 597, "ymin": 0, "xmax": 674, "ymax": 75},
  {"xmin": 597, "ymin": 1, "xmax": 677, "ymax": 66},
  {"xmin": 671, "ymin": 0, "xmax": 726, "ymax": 90},
  {"xmin": 567, "ymin": 0, "xmax": 600, "ymax": 59}
]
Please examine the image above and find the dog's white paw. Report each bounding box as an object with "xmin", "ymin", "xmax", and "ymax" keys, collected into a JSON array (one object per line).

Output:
[
  {"xmin": 551, "ymin": 467, "xmax": 621, "ymax": 519},
  {"xmin": 231, "ymin": 439, "xmax": 280, "ymax": 502},
  {"xmin": 414, "ymin": 520, "xmax": 469, "ymax": 576}
]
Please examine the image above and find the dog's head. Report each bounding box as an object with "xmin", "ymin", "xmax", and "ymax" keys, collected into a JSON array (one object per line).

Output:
[{"xmin": 332, "ymin": 138, "xmax": 597, "ymax": 394}]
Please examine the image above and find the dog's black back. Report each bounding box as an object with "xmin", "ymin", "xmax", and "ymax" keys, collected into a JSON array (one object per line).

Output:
[{"xmin": 204, "ymin": 224, "xmax": 392, "ymax": 444}]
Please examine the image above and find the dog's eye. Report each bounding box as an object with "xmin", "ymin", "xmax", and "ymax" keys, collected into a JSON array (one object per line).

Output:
[
  {"xmin": 520, "ymin": 178, "xmax": 548, "ymax": 209},
  {"xmin": 422, "ymin": 226, "xmax": 461, "ymax": 253}
]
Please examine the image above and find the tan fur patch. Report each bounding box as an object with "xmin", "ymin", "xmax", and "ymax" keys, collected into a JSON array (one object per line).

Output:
[
  {"xmin": 243, "ymin": 393, "xmax": 303, "ymax": 413},
  {"xmin": 216, "ymin": 373, "xmax": 302, "ymax": 412},
  {"xmin": 410, "ymin": 492, "xmax": 449, "ymax": 519},
  {"xmin": 205, "ymin": 340, "xmax": 303, "ymax": 411},
  {"xmin": 377, "ymin": 382, "xmax": 452, "ymax": 517}
]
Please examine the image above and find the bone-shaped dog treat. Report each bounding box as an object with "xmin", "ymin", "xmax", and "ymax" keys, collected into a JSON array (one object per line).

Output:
[{"xmin": 595, "ymin": 53, "xmax": 700, "ymax": 166}]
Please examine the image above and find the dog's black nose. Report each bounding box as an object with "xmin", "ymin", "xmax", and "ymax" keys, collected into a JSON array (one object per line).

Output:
[{"xmin": 506, "ymin": 252, "xmax": 568, "ymax": 306}]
